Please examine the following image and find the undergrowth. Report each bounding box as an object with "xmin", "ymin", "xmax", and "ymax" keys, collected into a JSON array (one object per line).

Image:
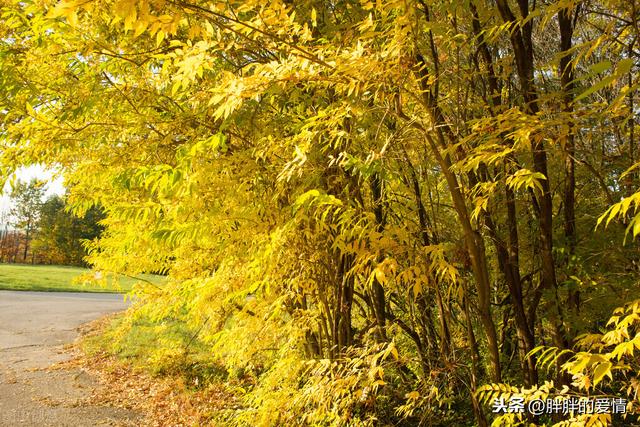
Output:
[{"xmin": 80, "ymin": 313, "xmax": 240, "ymax": 425}]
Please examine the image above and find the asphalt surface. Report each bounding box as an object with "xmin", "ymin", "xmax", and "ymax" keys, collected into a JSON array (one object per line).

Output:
[{"xmin": 0, "ymin": 291, "xmax": 137, "ymax": 426}]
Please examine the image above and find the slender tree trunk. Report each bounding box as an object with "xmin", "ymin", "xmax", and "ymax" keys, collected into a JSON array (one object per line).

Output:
[
  {"xmin": 463, "ymin": 294, "xmax": 488, "ymax": 427},
  {"xmin": 405, "ymin": 153, "xmax": 451, "ymax": 357},
  {"xmin": 422, "ymin": 132, "xmax": 502, "ymax": 382},
  {"xmin": 23, "ymin": 227, "xmax": 30, "ymax": 263},
  {"xmin": 494, "ymin": 0, "xmax": 572, "ymax": 390},
  {"xmin": 630, "ymin": 41, "xmax": 636, "ymax": 185},
  {"xmin": 470, "ymin": 2, "xmax": 539, "ymax": 384},
  {"xmin": 484, "ymin": 210, "xmax": 537, "ymax": 385},
  {"xmin": 370, "ymin": 172, "xmax": 388, "ymax": 341},
  {"xmin": 409, "ymin": 51, "xmax": 502, "ymax": 382},
  {"xmin": 559, "ymin": 5, "xmax": 579, "ymax": 311}
]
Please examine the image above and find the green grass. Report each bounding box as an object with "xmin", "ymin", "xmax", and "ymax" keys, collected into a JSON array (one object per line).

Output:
[
  {"xmin": 0, "ymin": 263, "xmax": 162, "ymax": 293},
  {"xmin": 83, "ymin": 313, "xmax": 228, "ymax": 387}
]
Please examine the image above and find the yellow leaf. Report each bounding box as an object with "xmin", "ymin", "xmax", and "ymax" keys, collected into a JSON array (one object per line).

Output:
[
  {"xmin": 374, "ymin": 267, "xmax": 386, "ymax": 284},
  {"xmin": 133, "ymin": 20, "xmax": 148, "ymax": 38},
  {"xmin": 406, "ymin": 391, "xmax": 420, "ymax": 400},
  {"xmin": 68, "ymin": 10, "xmax": 78, "ymax": 27},
  {"xmin": 156, "ymin": 30, "xmax": 165, "ymax": 47},
  {"xmin": 592, "ymin": 361, "xmax": 612, "ymax": 387},
  {"xmin": 412, "ymin": 281, "xmax": 422, "ymax": 298},
  {"xmin": 390, "ymin": 344, "xmax": 398, "ymax": 360},
  {"xmin": 171, "ymin": 80, "xmax": 181, "ymax": 95}
]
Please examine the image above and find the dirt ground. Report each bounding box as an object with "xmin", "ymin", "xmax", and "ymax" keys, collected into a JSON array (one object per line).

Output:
[{"xmin": 0, "ymin": 291, "xmax": 139, "ymax": 426}]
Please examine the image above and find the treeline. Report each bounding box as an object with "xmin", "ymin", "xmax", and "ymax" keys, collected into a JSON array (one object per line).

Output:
[
  {"xmin": 0, "ymin": 180, "xmax": 104, "ymax": 266},
  {"xmin": 1, "ymin": 0, "xmax": 639, "ymax": 426}
]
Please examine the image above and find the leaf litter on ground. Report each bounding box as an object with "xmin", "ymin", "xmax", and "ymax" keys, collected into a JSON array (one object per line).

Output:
[{"xmin": 47, "ymin": 315, "xmax": 239, "ymax": 426}]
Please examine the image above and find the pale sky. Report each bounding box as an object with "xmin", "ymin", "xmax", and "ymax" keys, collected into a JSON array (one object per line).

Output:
[{"xmin": 0, "ymin": 165, "xmax": 66, "ymax": 223}]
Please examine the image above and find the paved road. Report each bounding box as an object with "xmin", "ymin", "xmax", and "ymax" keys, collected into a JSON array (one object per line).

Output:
[{"xmin": 0, "ymin": 291, "xmax": 137, "ymax": 426}]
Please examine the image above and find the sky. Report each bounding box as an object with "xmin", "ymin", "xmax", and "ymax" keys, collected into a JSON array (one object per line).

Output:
[{"xmin": 0, "ymin": 165, "xmax": 66, "ymax": 223}]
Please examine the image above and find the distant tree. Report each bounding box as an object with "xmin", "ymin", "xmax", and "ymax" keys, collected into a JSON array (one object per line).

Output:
[
  {"xmin": 9, "ymin": 179, "xmax": 45, "ymax": 263},
  {"xmin": 32, "ymin": 195, "xmax": 104, "ymax": 266}
]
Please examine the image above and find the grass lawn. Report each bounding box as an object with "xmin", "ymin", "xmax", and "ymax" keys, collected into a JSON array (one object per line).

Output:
[{"xmin": 0, "ymin": 263, "xmax": 162, "ymax": 293}]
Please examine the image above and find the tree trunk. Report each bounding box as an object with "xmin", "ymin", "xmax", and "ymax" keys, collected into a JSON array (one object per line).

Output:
[{"xmin": 370, "ymin": 172, "xmax": 388, "ymax": 341}]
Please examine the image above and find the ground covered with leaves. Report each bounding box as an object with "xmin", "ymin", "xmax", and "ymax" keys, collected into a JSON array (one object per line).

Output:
[{"xmin": 74, "ymin": 315, "xmax": 240, "ymax": 426}]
